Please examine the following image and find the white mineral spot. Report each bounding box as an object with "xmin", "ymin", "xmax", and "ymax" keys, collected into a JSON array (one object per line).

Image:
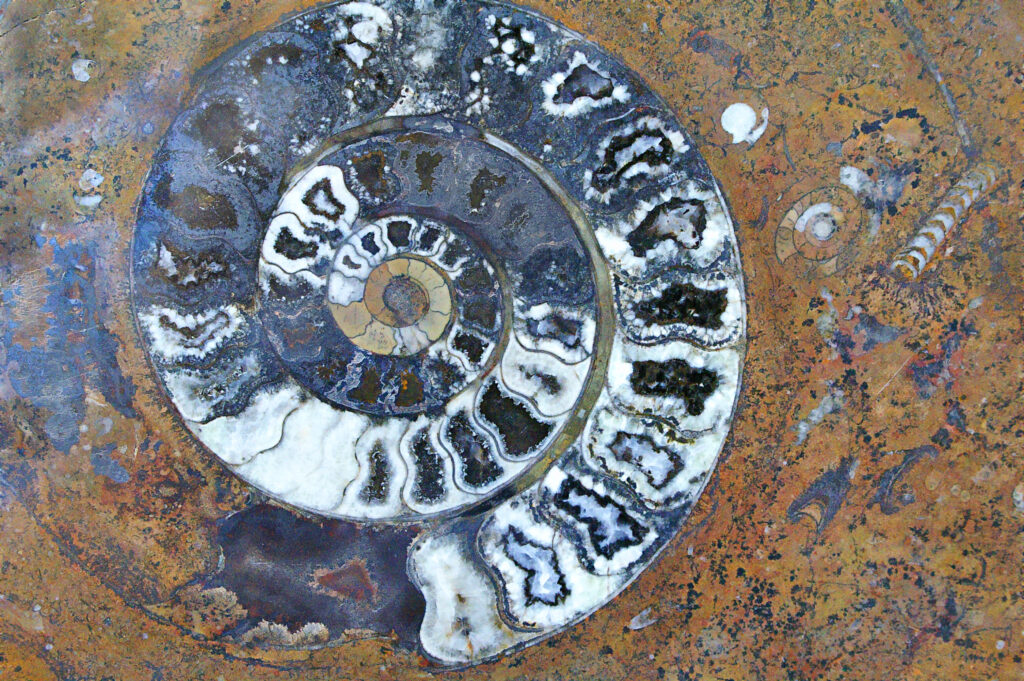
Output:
[
  {"xmin": 1012, "ymin": 483, "xmax": 1024, "ymax": 512},
  {"xmin": 74, "ymin": 194, "xmax": 103, "ymax": 208},
  {"xmin": 840, "ymin": 165, "xmax": 873, "ymax": 195},
  {"xmin": 345, "ymin": 42, "xmax": 372, "ymax": 69},
  {"xmin": 351, "ymin": 20, "xmax": 381, "ymax": 45},
  {"xmin": 810, "ymin": 214, "xmax": 837, "ymax": 240},
  {"xmin": 411, "ymin": 47, "xmax": 435, "ymax": 71},
  {"xmin": 72, "ymin": 58, "xmax": 94, "ymax": 82},
  {"xmin": 628, "ymin": 607, "xmax": 658, "ymax": 630},
  {"xmin": 721, "ymin": 102, "xmax": 768, "ymax": 144},
  {"xmin": 78, "ymin": 168, "xmax": 104, "ymax": 192},
  {"xmin": 793, "ymin": 384, "xmax": 845, "ymax": 445},
  {"xmin": 71, "ymin": 57, "xmax": 94, "ymax": 81}
]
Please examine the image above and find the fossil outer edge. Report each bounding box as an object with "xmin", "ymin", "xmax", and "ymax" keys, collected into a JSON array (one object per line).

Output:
[{"xmin": 129, "ymin": 0, "xmax": 747, "ymax": 666}]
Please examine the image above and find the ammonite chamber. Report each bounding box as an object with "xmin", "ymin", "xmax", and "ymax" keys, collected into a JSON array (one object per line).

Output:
[{"xmin": 131, "ymin": 0, "xmax": 746, "ymax": 665}]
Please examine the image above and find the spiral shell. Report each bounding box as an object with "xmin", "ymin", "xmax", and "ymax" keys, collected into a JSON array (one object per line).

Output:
[
  {"xmin": 775, "ymin": 185, "xmax": 865, "ymax": 279},
  {"xmin": 131, "ymin": 0, "xmax": 746, "ymax": 665}
]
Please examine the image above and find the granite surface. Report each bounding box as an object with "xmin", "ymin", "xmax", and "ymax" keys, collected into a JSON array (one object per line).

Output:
[{"xmin": 0, "ymin": 0, "xmax": 1022, "ymax": 679}]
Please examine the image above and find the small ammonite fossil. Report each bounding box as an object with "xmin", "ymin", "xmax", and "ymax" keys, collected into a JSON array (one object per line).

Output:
[
  {"xmin": 131, "ymin": 0, "xmax": 745, "ymax": 665},
  {"xmin": 775, "ymin": 185, "xmax": 865, "ymax": 280}
]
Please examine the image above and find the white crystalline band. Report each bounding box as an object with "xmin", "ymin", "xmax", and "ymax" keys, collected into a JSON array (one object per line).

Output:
[
  {"xmin": 582, "ymin": 393, "xmax": 725, "ymax": 509},
  {"xmin": 478, "ymin": 496, "xmax": 624, "ymax": 630},
  {"xmin": 140, "ymin": 304, "xmax": 245, "ymax": 361},
  {"xmin": 277, "ymin": 164, "xmax": 359, "ymax": 230},
  {"xmin": 537, "ymin": 465, "xmax": 656, "ymax": 574},
  {"xmin": 595, "ymin": 179, "xmax": 732, "ymax": 278},
  {"xmin": 499, "ymin": 334, "xmax": 591, "ymax": 418},
  {"xmin": 615, "ymin": 271, "xmax": 744, "ymax": 348},
  {"xmin": 584, "ymin": 117, "xmax": 689, "ymax": 204},
  {"xmin": 541, "ymin": 51, "xmax": 629, "ymax": 118},
  {"xmin": 410, "ymin": 532, "xmax": 532, "ymax": 664},
  {"xmin": 258, "ymin": 165, "xmax": 359, "ymax": 290},
  {"xmin": 606, "ymin": 332, "xmax": 741, "ymax": 433},
  {"xmin": 514, "ymin": 300, "xmax": 597, "ymax": 364}
]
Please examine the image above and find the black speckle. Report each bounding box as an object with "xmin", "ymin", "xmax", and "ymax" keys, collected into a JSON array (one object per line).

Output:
[
  {"xmin": 634, "ymin": 282, "xmax": 727, "ymax": 330},
  {"xmin": 629, "ymin": 359, "xmax": 719, "ymax": 415}
]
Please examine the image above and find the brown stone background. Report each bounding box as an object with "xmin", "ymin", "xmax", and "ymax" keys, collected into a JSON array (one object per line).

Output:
[{"xmin": 1, "ymin": 0, "xmax": 1022, "ymax": 679}]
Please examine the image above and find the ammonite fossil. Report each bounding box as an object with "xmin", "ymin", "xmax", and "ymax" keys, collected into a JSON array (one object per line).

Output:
[
  {"xmin": 775, "ymin": 185, "xmax": 865, "ymax": 280},
  {"xmin": 131, "ymin": 0, "xmax": 745, "ymax": 665}
]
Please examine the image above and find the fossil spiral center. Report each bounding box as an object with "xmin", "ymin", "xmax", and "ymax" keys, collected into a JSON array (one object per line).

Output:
[
  {"xmin": 809, "ymin": 215, "xmax": 838, "ymax": 240},
  {"xmin": 382, "ymin": 275, "xmax": 429, "ymax": 325},
  {"xmin": 330, "ymin": 253, "xmax": 454, "ymax": 356}
]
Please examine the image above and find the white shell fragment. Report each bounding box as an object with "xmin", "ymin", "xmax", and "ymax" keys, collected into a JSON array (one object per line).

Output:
[{"xmin": 721, "ymin": 102, "xmax": 769, "ymax": 144}]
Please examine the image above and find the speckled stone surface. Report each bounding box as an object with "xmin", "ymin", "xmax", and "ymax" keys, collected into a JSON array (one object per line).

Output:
[{"xmin": 1, "ymin": 0, "xmax": 1022, "ymax": 679}]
